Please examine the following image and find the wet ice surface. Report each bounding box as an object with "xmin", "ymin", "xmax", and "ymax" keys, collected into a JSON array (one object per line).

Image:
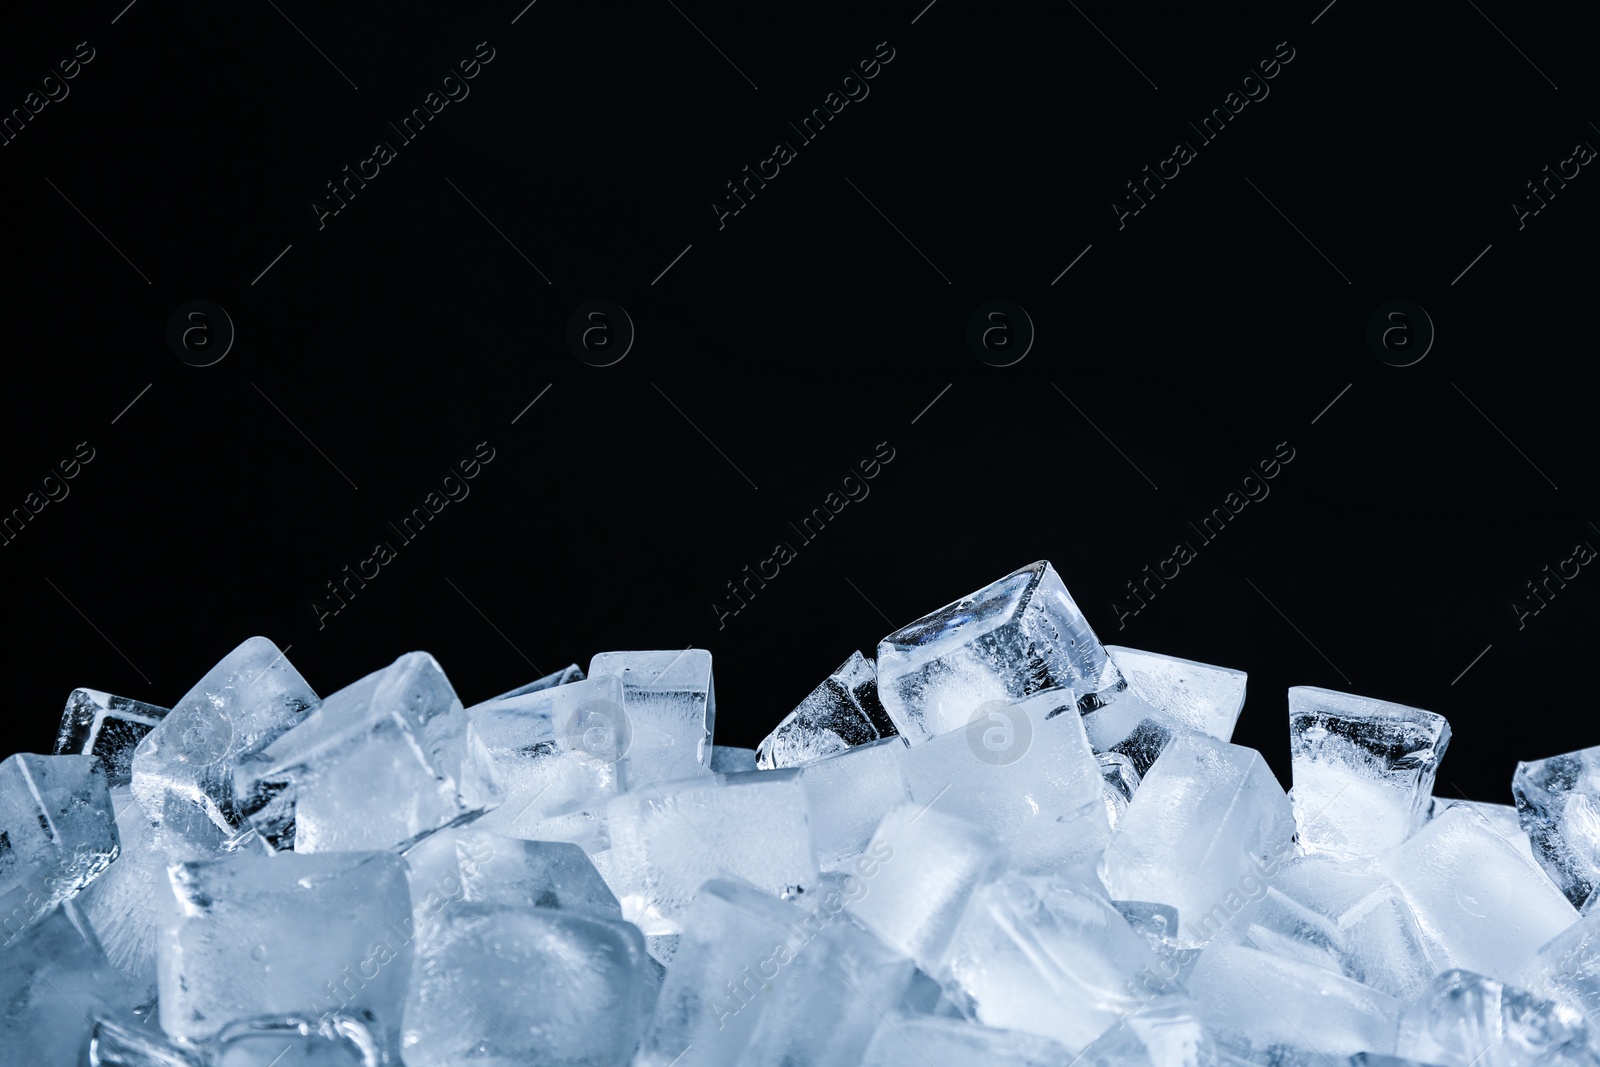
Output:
[{"xmin": 9, "ymin": 562, "xmax": 1600, "ymax": 1066}]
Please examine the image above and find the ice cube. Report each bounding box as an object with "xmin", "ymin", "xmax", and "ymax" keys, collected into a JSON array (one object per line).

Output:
[
  {"xmin": 1432, "ymin": 798, "xmax": 1539, "ymax": 867},
  {"xmin": 1243, "ymin": 885, "xmax": 1348, "ymax": 973},
  {"xmin": 859, "ymin": 1015, "xmax": 1073, "ymax": 1067},
  {"xmin": 403, "ymin": 901, "xmax": 652, "ymax": 1067},
  {"xmin": 603, "ymin": 769, "xmax": 816, "ymax": 934},
  {"xmin": 636, "ymin": 878, "xmax": 811, "ymax": 1067},
  {"xmin": 466, "ymin": 675, "xmax": 623, "ymax": 838},
  {"xmin": 214, "ymin": 1014, "xmax": 383, "ymax": 1066},
  {"xmin": 233, "ymin": 652, "xmax": 502, "ymax": 853},
  {"xmin": 1379, "ymin": 804, "xmax": 1576, "ymax": 981},
  {"xmin": 1521, "ymin": 908, "xmax": 1600, "ymax": 1026},
  {"xmin": 875, "ymin": 561, "xmax": 1126, "ymax": 743},
  {"xmin": 1397, "ymin": 969, "xmax": 1597, "ymax": 1067},
  {"xmin": 1513, "ymin": 746, "xmax": 1600, "ymax": 908},
  {"xmin": 1289, "ymin": 686, "xmax": 1452, "ymax": 859},
  {"xmin": 55, "ymin": 688, "xmax": 170, "ymax": 788},
  {"xmin": 797, "ymin": 735, "xmax": 911, "ymax": 870},
  {"xmin": 897, "ymin": 688, "xmax": 1108, "ymax": 874},
  {"xmin": 0, "ymin": 905, "xmax": 143, "ymax": 1065},
  {"xmin": 740, "ymin": 916, "xmax": 916, "ymax": 1067},
  {"xmin": 846, "ymin": 803, "xmax": 1006, "ymax": 973},
  {"xmin": 756, "ymin": 651, "xmax": 894, "ymax": 768},
  {"xmin": 1099, "ymin": 731, "xmax": 1295, "ymax": 947},
  {"xmin": 158, "ymin": 850, "xmax": 413, "ymax": 1049},
  {"xmin": 1188, "ymin": 942, "xmax": 1401, "ymax": 1061},
  {"xmin": 1099, "ymin": 751, "xmax": 1140, "ymax": 828},
  {"xmin": 942, "ymin": 873, "xmax": 1173, "ymax": 1053},
  {"xmin": 1071, "ymin": 992, "xmax": 1218, "ymax": 1067},
  {"xmin": 0, "ymin": 752, "xmax": 119, "ymax": 946},
  {"xmin": 709, "ymin": 746, "xmax": 758, "ymax": 773},
  {"xmin": 131, "ymin": 637, "xmax": 318, "ymax": 850},
  {"xmin": 455, "ymin": 831, "xmax": 620, "ymax": 916},
  {"xmin": 74, "ymin": 785, "xmax": 166, "ymax": 989},
  {"xmin": 588, "ymin": 649, "xmax": 715, "ymax": 789},
  {"xmin": 1105, "ymin": 645, "xmax": 1246, "ymax": 742},
  {"xmin": 483, "ymin": 662, "xmax": 584, "ymax": 702}
]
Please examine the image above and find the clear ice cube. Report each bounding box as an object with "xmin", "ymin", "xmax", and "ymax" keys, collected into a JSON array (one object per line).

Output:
[
  {"xmin": 756, "ymin": 651, "xmax": 893, "ymax": 768},
  {"xmin": 603, "ymin": 769, "xmax": 816, "ymax": 934},
  {"xmin": 897, "ymin": 688, "xmax": 1108, "ymax": 874},
  {"xmin": 1380, "ymin": 803, "xmax": 1577, "ymax": 982},
  {"xmin": 1105, "ymin": 645, "xmax": 1246, "ymax": 742},
  {"xmin": 233, "ymin": 652, "xmax": 502, "ymax": 853},
  {"xmin": 1289, "ymin": 686, "xmax": 1452, "ymax": 859},
  {"xmin": 846, "ymin": 803, "xmax": 1006, "ymax": 973},
  {"xmin": 131, "ymin": 637, "xmax": 318, "ymax": 851},
  {"xmin": 875, "ymin": 561, "xmax": 1126, "ymax": 744},
  {"xmin": 1099, "ymin": 731, "xmax": 1295, "ymax": 947},
  {"xmin": 636, "ymin": 878, "xmax": 810, "ymax": 1067},
  {"xmin": 1188, "ymin": 941, "xmax": 1401, "ymax": 1062},
  {"xmin": 0, "ymin": 751, "xmax": 119, "ymax": 946},
  {"xmin": 403, "ymin": 901, "xmax": 652, "ymax": 1067},
  {"xmin": 942, "ymin": 873, "xmax": 1172, "ymax": 1053},
  {"xmin": 1397, "ymin": 969, "xmax": 1598, "ymax": 1067},
  {"xmin": 158, "ymin": 850, "xmax": 413, "ymax": 1049},
  {"xmin": 55, "ymin": 688, "xmax": 171, "ymax": 788},
  {"xmin": 1513, "ymin": 746, "xmax": 1600, "ymax": 908},
  {"xmin": 455, "ymin": 830, "xmax": 620, "ymax": 916},
  {"xmin": 1243, "ymin": 885, "xmax": 1348, "ymax": 974},
  {"xmin": 588, "ymin": 650, "xmax": 715, "ymax": 789}
]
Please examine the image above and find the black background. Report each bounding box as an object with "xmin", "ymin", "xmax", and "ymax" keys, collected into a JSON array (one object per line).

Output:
[{"xmin": 2, "ymin": 0, "xmax": 1595, "ymax": 805}]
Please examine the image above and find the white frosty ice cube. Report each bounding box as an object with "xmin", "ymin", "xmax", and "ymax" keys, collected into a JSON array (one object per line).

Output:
[
  {"xmin": 1105, "ymin": 644, "xmax": 1246, "ymax": 742},
  {"xmin": 234, "ymin": 652, "xmax": 502, "ymax": 853},
  {"xmin": 1099, "ymin": 731, "xmax": 1295, "ymax": 947},
  {"xmin": 603, "ymin": 769, "xmax": 816, "ymax": 934},
  {"xmin": 756, "ymin": 651, "xmax": 893, "ymax": 768},
  {"xmin": 589, "ymin": 650, "xmax": 715, "ymax": 789},
  {"xmin": 875, "ymin": 561, "xmax": 1126, "ymax": 744},
  {"xmin": 1380, "ymin": 803, "xmax": 1576, "ymax": 982},
  {"xmin": 1289, "ymin": 686, "xmax": 1451, "ymax": 859},
  {"xmin": 797, "ymin": 735, "xmax": 910, "ymax": 870}
]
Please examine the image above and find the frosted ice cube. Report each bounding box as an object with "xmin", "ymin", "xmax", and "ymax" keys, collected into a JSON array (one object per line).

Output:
[
  {"xmin": 859, "ymin": 1015, "xmax": 1073, "ymax": 1067},
  {"xmin": 1099, "ymin": 731, "xmax": 1295, "ymax": 947},
  {"xmin": 233, "ymin": 652, "xmax": 502, "ymax": 853},
  {"xmin": 55, "ymin": 688, "xmax": 170, "ymax": 787},
  {"xmin": 847, "ymin": 803, "xmax": 1006, "ymax": 973},
  {"xmin": 456, "ymin": 831, "xmax": 620, "ymax": 916},
  {"xmin": 603, "ymin": 769, "xmax": 816, "ymax": 934},
  {"xmin": 1188, "ymin": 942, "xmax": 1401, "ymax": 1061},
  {"xmin": 466, "ymin": 675, "xmax": 623, "ymax": 838},
  {"xmin": 589, "ymin": 650, "xmax": 715, "ymax": 789},
  {"xmin": 1380, "ymin": 804, "xmax": 1576, "ymax": 981},
  {"xmin": 1397, "ymin": 969, "xmax": 1598, "ymax": 1067},
  {"xmin": 1337, "ymin": 883, "xmax": 1438, "ymax": 1001},
  {"xmin": 1105, "ymin": 645, "xmax": 1246, "ymax": 742},
  {"xmin": 0, "ymin": 752, "xmax": 119, "ymax": 946},
  {"xmin": 1099, "ymin": 751, "xmax": 1140, "ymax": 828},
  {"xmin": 797, "ymin": 735, "xmax": 910, "ymax": 870},
  {"xmin": 1513, "ymin": 746, "xmax": 1600, "ymax": 908},
  {"xmin": 897, "ymin": 688, "xmax": 1108, "ymax": 873},
  {"xmin": 637, "ymin": 878, "xmax": 811, "ymax": 1067},
  {"xmin": 87, "ymin": 1016, "xmax": 204, "ymax": 1066},
  {"xmin": 1289, "ymin": 686, "xmax": 1452, "ymax": 859},
  {"xmin": 0, "ymin": 905, "xmax": 143, "ymax": 1065},
  {"xmin": 215, "ymin": 1014, "xmax": 382, "ymax": 1066},
  {"xmin": 741, "ymin": 916, "xmax": 915, "ymax": 1067},
  {"xmin": 943, "ymin": 874, "xmax": 1172, "ymax": 1053},
  {"xmin": 756, "ymin": 651, "xmax": 893, "ymax": 768},
  {"xmin": 710, "ymin": 745, "xmax": 758, "ymax": 773},
  {"xmin": 875, "ymin": 561, "xmax": 1126, "ymax": 744},
  {"xmin": 403, "ymin": 901, "xmax": 652, "ymax": 1067},
  {"xmin": 1244, "ymin": 885, "xmax": 1347, "ymax": 973},
  {"xmin": 131, "ymin": 637, "xmax": 318, "ymax": 849},
  {"xmin": 1432, "ymin": 798, "xmax": 1539, "ymax": 867},
  {"xmin": 1071, "ymin": 992, "xmax": 1218, "ymax": 1067},
  {"xmin": 158, "ymin": 850, "xmax": 413, "ymax": 1049},
  {"xmin": 483, "ymin": 662, "xmax": 583, "ymax": 702},
  {"xmin": 1521, "ymin": 907, "xmax": 1600, "ymax": 1026}
]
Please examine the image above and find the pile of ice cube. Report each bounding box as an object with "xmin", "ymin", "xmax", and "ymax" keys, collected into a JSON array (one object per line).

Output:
[{"xmin": 7, "ymin": 561, "xmax": 1600, "ymax": 1066}]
